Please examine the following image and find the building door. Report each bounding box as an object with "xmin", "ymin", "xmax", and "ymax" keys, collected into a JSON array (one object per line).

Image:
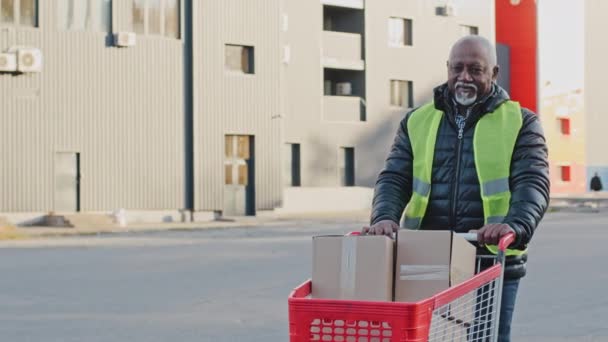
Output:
[
  {"xmin": 224, "ymin": 135, "xmax": 255, "ymax": 216},
  {"xmin": 339, "ymin": 147, "xmax": 355, "ymax": 186},
  {"xmin": 54, "ymin": 152, "xmax": 80, "ymax": 212},
  {"xmin": 283, "ymin": 143, "xmax": 301, "ymax": 187}
]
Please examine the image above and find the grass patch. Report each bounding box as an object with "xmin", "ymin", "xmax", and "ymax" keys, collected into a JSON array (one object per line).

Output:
[{"xmin": 0, "ymin": 226, "xmax": 28, "ymax": 240}]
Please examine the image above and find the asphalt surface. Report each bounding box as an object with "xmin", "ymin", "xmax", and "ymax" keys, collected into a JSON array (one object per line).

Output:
[{"xmin": 0, "ymin": 212, "xmax": 606, "ymax": 341}]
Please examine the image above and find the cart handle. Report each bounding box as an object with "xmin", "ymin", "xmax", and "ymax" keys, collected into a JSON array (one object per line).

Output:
[
  {"xmin": 354, "ymin": 231, "xmax": 516, "ymax": 251},
  {"xmin": 498, "ymin": 232, "xmax": 516, "ymax": 252},
  {"xmin": 456, "ymin": 232, "xmax": 516, "ymax": 252}
]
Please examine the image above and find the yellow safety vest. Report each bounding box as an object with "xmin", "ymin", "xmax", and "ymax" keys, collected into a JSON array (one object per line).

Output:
[{"xmin": 403, "ymin": 100, "xmax": 526, "ymax": 256}]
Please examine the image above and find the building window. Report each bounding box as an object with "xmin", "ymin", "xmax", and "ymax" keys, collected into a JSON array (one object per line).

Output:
[
  {"xmin": 390, "ymin": 80, "xmax": 413, "ymax": 108},
  {"xmin": 132, "ymin": 0, "xmax": 180, "ymax": 38},
  {"xmin": 388, "ymin": 17, "xmax": 412, "ymax": 47},
  {"xmin": 0, "ymin": 0, "xmax": 37, "ymax": 27},
  {"xmin": 460, "ymin": 25, "xmax": 478, "ymax": 36},
  {"xmin": 57, "ymin": 0, "xmax": 111, "ymax": 32},
  {"xmin": 560, "ymin": 165, "xmax": 571, "ymax": 182},
  {"xmin": 225, "ymin": 44, "xmax": 254, "ymax": 74},
  {"xmin": 225, "ymin": 135, "xmax": 250, "ymax": 186},
  {"xmin": 339, "ymin": 147, "xmax": 355, "ymax": 187},
  {"xmin": 284, "ymin": 143, "xmax": 301, "ymax": 187},
  {"xmin": 559, "ymin": 118, "xmax": 571, "ymax": 135}
]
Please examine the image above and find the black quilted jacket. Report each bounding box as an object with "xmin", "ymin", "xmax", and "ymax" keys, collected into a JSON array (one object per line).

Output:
[{"xmin": 371, "ymin": 83, "xmax": 550, "ymax": 279}]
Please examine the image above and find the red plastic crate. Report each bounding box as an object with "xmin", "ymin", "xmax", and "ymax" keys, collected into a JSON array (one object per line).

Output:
[{"xmin": 288, "ymin": 265, "xmax": 502, "ymax": 342}]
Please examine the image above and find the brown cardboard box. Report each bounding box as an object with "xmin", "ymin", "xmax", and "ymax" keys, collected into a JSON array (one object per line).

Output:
[
  {"xmin": 312, "ymin": 235, "xmax": 394, "ymax": 301},
  {"xmin": 394, "ymin": 230, "xmax": 476, "ymax": 302}
]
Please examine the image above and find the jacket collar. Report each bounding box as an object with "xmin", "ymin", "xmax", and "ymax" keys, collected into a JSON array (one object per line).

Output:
[{"xmin": 433, "ymin": 83, "xmax": 511, "ymax": 121}]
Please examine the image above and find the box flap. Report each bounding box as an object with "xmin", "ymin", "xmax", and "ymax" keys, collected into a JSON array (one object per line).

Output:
[
  {"xmin": 449, "ymin": 234, "xmax": 477, "ymax": 286},
  {"xmin": 394, "ymin": 230, "xmax": 452, "ymax": 302}
]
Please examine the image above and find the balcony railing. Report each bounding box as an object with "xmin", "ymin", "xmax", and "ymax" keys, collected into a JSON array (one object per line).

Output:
[
  {"xmin": 321, "ymin": 0, "xmax": 364, "ymax": 10},
  {"xmin": 323, "ymin": 95, "xmax": 365, "ymax": 122},
  {"xmin": 322, "ymin": 31, "xmax": 364, "ymax": 70}
]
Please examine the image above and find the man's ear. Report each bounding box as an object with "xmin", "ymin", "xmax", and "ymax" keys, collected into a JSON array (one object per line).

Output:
[{"xmin": 492, "ymin": 65, "xmax": 500, "ymax": 80}]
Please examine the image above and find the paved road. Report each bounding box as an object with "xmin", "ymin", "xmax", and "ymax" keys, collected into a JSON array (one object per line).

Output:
[{"xmin": 0, "ymin": 212, "xmax": 606, "ymax": 341}]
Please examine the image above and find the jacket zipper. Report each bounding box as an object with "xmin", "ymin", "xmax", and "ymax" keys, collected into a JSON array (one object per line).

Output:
[{"xmin": 449, "ymin": 108, "xmax": 470, "ymax": 229}]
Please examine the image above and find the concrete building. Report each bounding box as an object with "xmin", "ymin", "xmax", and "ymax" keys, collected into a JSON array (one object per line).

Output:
[
  {"xmin": 282, "ymin": 0, "xmax": 494, "ymax": 211},
  {"xmin": 0, "ymin": 0, "xmax": 496, "ymax": 222},
  {"xmin": 584, "ymin": 0, "xmax": 608, "ymax": 192}
]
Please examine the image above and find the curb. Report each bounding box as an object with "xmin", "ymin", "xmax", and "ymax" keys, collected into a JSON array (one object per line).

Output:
[{"xmin": 1, "ymin": 210, "xmax": 372, "ymax": 241}]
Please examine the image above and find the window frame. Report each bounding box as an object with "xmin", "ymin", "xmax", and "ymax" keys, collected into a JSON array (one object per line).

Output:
[
  {"xmin": 460, "ymin": 24, "xmax": 479, "ymax": 36},
  {"xmin": 388, "ymin": 17, "xmax": 412, "ymax": 47},
  {"xmin": 57, "ymin": 0, "xmax": 113, "ymax": 33},
  {"xmin": 132, "ymin": 0, "xmax": 180, "ymax": 39},
  {"xmin": 0, "ymin": 0, "xmax": 38, "ymax": 28},
  {"xmin": 225, "ymin": 44, "xmax": 255, "ymax": 75},
  {"xmin": 558, "ymin": 117, "xmax": 571, "ymax": 136},
  {"xmin": 390, "ymin": 79, "xmax": 414, "ymax": 108},
  {"xmin": 559, "ymin": 165, "xmax": 572, "ymax": 182}
]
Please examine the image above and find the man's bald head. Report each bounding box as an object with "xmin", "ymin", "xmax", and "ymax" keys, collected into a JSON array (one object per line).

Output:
[
  {"xmin": 446, "ymin": 35, "xmax": 499, "ymax": 106},
  {"xmin": 449, "ymin": 35, "xmax": 497, "ymax": 67}
]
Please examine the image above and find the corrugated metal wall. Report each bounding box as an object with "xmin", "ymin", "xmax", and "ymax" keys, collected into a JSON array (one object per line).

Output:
[
  {"xmin": 0, "ymin": 27, "xmax": 43, "ymax": 211},
  {"xmin": 0, "ymin": 0, "xmax": 185, "ymax": 212},
  {"xmin": 193, "ymin": 0, "xmax": 283, "ymax": 211}
]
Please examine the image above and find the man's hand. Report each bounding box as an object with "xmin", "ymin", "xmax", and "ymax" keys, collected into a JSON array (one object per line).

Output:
[
  {"xmin": 362, "ymin": 220, "xmax": 399, "ymax": 237},
  {"xmin": 476, "ymin": 223, "xmax": 515, "ymax": 245}
]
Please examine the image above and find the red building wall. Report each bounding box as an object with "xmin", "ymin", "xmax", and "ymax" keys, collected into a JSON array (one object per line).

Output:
[{"xmin": 495, "ymin": 0, "xmax": 537, "ymax": 113}]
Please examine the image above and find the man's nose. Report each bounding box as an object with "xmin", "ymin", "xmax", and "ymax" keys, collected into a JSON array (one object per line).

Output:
[{"xmin": 458, "ymin": 70, "xmax": 473, "ymax": 82}]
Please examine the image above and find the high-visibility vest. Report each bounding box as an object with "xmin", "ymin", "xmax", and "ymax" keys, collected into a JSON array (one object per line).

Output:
[{"xmin": 403, "ymin": 100, "xmax": 526, "ymax": 256}]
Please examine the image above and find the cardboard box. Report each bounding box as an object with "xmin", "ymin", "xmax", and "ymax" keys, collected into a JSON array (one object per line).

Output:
[
  {"xmin": 394, "ymin": 230, "xmax": 476, "ymax": 302},
  {"xmin": 312, "ymin": 235, "xmax": 394, "ymax": 301}
]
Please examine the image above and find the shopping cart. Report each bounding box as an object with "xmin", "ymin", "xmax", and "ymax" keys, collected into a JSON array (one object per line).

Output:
[{"xmin": 288, "ymin": 232, "xmax": 515, "ymax": 342}]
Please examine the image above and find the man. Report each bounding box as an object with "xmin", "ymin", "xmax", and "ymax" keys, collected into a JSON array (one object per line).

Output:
[
  {"xmin": 590, "ymin": 172, "xmax": 603, "ymax": 192},
  {"xmin": 363, "ymin": 36, "xmax": 550, "ymax": 341},
  {"xmin": 590, "ymin": 172, "xmax": 603, "ymax": 209}
]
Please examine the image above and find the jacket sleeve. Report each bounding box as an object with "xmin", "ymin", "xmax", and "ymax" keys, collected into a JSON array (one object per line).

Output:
[
  {"xmin": 370, "ymin": 111, "xmax": 415, "ymax": 225},
  {"xmin": 503, "ymin": 109, "xmax": 550, "ymax": 249}
]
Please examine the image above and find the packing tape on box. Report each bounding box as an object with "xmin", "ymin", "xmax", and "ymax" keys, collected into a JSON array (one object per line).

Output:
[
  {"xmin": 399, "ymin": 265, "xmax": 449, "ymax": 281},
  {"xmin": 340, "ymin": 236, "xmax": 357, "ymax": 298}
]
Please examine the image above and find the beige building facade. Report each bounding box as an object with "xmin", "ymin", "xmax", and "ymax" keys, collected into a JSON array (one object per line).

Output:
[
  {"xmin": 283, "ymin": 0, "xmax": 495, "ymax": 188},
  {"xmin": 0, "ymin": 0, "xmax": 495, "ymax": 219},
  {"xmin": 584, "ymin": 0, "xmax": 608, "ymax": 187}
]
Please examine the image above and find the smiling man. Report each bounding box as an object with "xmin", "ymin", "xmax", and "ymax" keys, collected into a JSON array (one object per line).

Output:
[{"xmin": 363, "ymin": 36, "xmax": 550, "ymax": 341}]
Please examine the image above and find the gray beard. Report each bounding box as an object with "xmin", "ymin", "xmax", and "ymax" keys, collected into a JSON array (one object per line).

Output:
[
  {"xmin": 455, "ymin": 92, "xmax": 477, "ymax": 106},
  {"xmin": 454, "ymin": 81, "xmax": 478, "ymax": 107}
]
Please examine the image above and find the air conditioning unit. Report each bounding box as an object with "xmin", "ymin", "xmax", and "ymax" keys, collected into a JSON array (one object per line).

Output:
[
  {"xmin": 336, "ymin": 82, "xmax": 352, "ymax": 96},
  {"xmin": 0, "ymin": 52, "xmax": 17, "ymax": 72},
  {"xmin": 436, "ymin": 4, "xmax": 456, "ymax": 16},
  {"xmin": 114, "ymin": 31, "xmax": 137, "ymax": 47},
  {"xmin": 8, "ymin": 47, "xmax": 43, "ymax": 72}
]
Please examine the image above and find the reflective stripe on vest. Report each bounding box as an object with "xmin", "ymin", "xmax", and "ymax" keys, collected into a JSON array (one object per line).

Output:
[
  {"xmin": 402, "ymin": 100, "xmax": 526, "ymax": 257},
  {"xmin": 403, "ymin": 102, "xmax": 443, "ymax": 231}
]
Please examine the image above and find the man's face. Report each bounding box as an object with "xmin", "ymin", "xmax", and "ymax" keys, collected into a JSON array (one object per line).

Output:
[{"xmin": 447, "ymin": 41, "xmax": 498, "ymax": 106}]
